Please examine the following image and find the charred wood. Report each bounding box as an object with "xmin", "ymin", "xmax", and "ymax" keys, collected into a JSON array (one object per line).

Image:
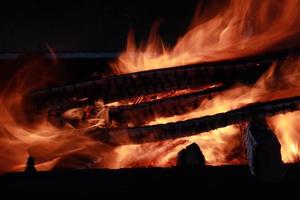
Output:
[
  {"xmin": 176, "ymin": 143, "xmax": 205, "ymax": 167},
  {"xmin": 46, "ymin": 98, "xmax": 94, "ymax": 128},
  {"xmin": 28, "ymin": 58, "xmax": 276, "ymax": 110},
  {"xmin": 48, "ymin": 98, "xmax": 94, "ymax": 114},
  {"xmin": 109, "ymin": 84, "xmax": 230, "ymax": 126},
  {"xmin": 88, "ymin": 95, "xmax": 300, "ymax": 145},
  {"xmin": 245, "ymin": 117, "xmax": 285, "ymax": 182}
]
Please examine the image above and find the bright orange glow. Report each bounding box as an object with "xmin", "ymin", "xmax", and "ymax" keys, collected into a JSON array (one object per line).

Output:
[
  {"xmin": 111, "ymin": 0, "xmax": 300, "ymax": 74},
  {"xmin": 114, "ymin": 59, "xmax": 300, "ymax": 167},
  {"xmin": 1, "ymin": 0, "xmax": 300, "ymax": 173},
  {"xmin": 110, "ymin": 0, "xmax": 300, "ymax": 167}
]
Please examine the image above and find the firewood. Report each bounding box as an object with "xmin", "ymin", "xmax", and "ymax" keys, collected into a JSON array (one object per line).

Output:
[
  {"xmin": 27, "ymin": 58, "xmax": 275, "ymax": 110},
  {"xmin": 88, "ymin": 95, "xmax": 300, "ymax": 145},
  {"xmin": 47, "ymin": 98, "xmax": 95, "ymax": 127},
  {"xmin": 176, "ymin": 143, "xmax": 205, "ymax": 167},
  {"xmin": 245, "ymin": 117, "xmax": 285, "ymax": 182},
  {"xmin": 109, "ymin": 84, "xmax": 230, "ymax": 126}
]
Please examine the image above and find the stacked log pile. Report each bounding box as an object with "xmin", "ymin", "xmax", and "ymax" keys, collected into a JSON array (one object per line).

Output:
[{"xmin": 25, "ymin": 54, "xmax": 297, "ymax": 181}]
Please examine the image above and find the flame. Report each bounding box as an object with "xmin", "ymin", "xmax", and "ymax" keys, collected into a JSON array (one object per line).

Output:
[
  {"xmin": 0, "ymin": 60, "xmax": 116, "ymax": 173},
  {"xmin": 1, "ymin": 0, "xmax": 300, "ymax": 173},
  {"xmin": 113, "ymin": 59, "xmax": 300, "ymax": 167},
  {"xmin": 111, "ymin": 0, "xmax": 300, "ymax": 74},
  {"xmin": 110, "ymin": 0, "xmax": 300, "ymax": 167}
]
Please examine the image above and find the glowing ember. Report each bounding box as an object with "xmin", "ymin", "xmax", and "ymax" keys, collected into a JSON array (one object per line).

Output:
[{"xmin": 1, "ymin": 0, "xmax": 300, "ymax": 174}]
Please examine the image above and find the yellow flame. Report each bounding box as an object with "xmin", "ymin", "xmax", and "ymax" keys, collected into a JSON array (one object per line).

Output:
[
  {"xmin": 1, "ymin": 0, "xmax": 300, "ymax": 173},
  {"xmin": 111, "ymin": 0, "xmax": 300, "ymax": 74}
]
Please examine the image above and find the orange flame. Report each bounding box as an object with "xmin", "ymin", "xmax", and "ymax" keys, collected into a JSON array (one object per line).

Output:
[
  {"xmin": 110, "ymin": 0, "xmax": 300, "ymax": 166},
  {"xmin": 1, "ymin": 0, "xmax": 300, "ymax": 173},
  {"xmin": 113, "ymin": 59, "xmax": 300, "ymax": 167},
  {"xmin": 111, "ymin": 0, "xmax": 300, "ymax": 74}
]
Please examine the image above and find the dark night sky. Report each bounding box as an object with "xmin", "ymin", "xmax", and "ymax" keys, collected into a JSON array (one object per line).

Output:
[{"xmin": 0, "ymin": 0, "xmax": 204, "ymax": 53}]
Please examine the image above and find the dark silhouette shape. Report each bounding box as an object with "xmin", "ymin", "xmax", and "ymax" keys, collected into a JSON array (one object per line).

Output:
[
  {"xmin": 25, "ymin": 156, "xmax": 37, "ymax": 175},
  {"xmin": 176, "ymin": 143, "xmax": 205, "ymax": 167},
  {"xmin": 245, "ymin": 115, "xmax": 285, "ymax": 182}
]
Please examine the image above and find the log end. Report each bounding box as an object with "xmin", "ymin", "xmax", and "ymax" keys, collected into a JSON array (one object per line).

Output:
[
  {"xmin": 176, "ymin": 143, "xmax": 205, "ymax": 167},
  {"xmin": 245, "ymin": 117, "xmax": 286, "ymax": 182}
]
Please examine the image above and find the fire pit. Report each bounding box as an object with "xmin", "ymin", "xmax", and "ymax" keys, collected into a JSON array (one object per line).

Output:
[{"xmin": 1, "ymin": 0, "xmax": 300, "ymax": 194}]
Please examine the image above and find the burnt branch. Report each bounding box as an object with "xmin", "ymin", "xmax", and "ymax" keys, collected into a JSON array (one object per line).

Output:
[
  {"xmin": 27, "ymin": 57, "xmax": 277, "ymax": 110},
  {"xmin": 245, "ymin": 118, "xmax": 285, "ymax": 182},
  {"xmin": 109, "ymin": 84, "xmax": 230, "ymax": 126},
  {"xmin": 88, "ymin": 95, "xmax": 300, "ymax": 145}
]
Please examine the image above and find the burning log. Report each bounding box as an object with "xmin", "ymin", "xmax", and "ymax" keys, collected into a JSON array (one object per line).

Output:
[
  {"xmin": 48, "ymin": 98, "xmax": 94, "ymax": 114},
  {"xmin": 176, "ymin": 143, "xmax": 205, "ymax": 167},
  {"xmin": 245, "ymin": 116, "xmax": 285, "ymax": 182},
  {"xmin": 47, "ymin": 99, "xmax": 95, "ymax": 128},
  {"xmin": 28, "ymin": 58, "xmax": 275, "ymax": 110},
  {"xmin": 109, "ymin": 84, "xmax": 230, "ymax": 126},
  {"xmin": 88, "ymin": 95, "xmax": 300, "ymax": 145}
]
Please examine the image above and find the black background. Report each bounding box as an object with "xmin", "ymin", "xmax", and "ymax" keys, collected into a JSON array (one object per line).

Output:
[{"xmin": 0, "ymin": 0, "xmax": 207, "ymax": 53}]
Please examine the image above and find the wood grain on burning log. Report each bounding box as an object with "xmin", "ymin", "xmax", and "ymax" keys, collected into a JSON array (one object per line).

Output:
[
  {"xmin": 88, "ymin": 95, "xmax": 300, "ymax": 145},
  {"xmin": 28, "ymin": 58, "xmax": 275, "ymax": 110},
  {"xmin": 109, "ymin": 84, "xmax": 230, "ymax": 126}
]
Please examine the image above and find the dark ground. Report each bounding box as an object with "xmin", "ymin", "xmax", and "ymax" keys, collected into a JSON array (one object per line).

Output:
[{"xmin": 1, "ymin": 164, "xmax": 300, "ymax": 198}]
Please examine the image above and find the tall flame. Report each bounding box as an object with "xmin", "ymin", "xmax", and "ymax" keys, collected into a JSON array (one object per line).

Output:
[
  {"xmin": 110, "ymin": 0, "xmax": 300, "ymax": 166},
  {"xmin": 1, "ymin": 0, "xmax": 300, "ymax": 173},
  {"xmin": 111, "ymin": 0, "xmax": 300, "ymax": 74}
]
